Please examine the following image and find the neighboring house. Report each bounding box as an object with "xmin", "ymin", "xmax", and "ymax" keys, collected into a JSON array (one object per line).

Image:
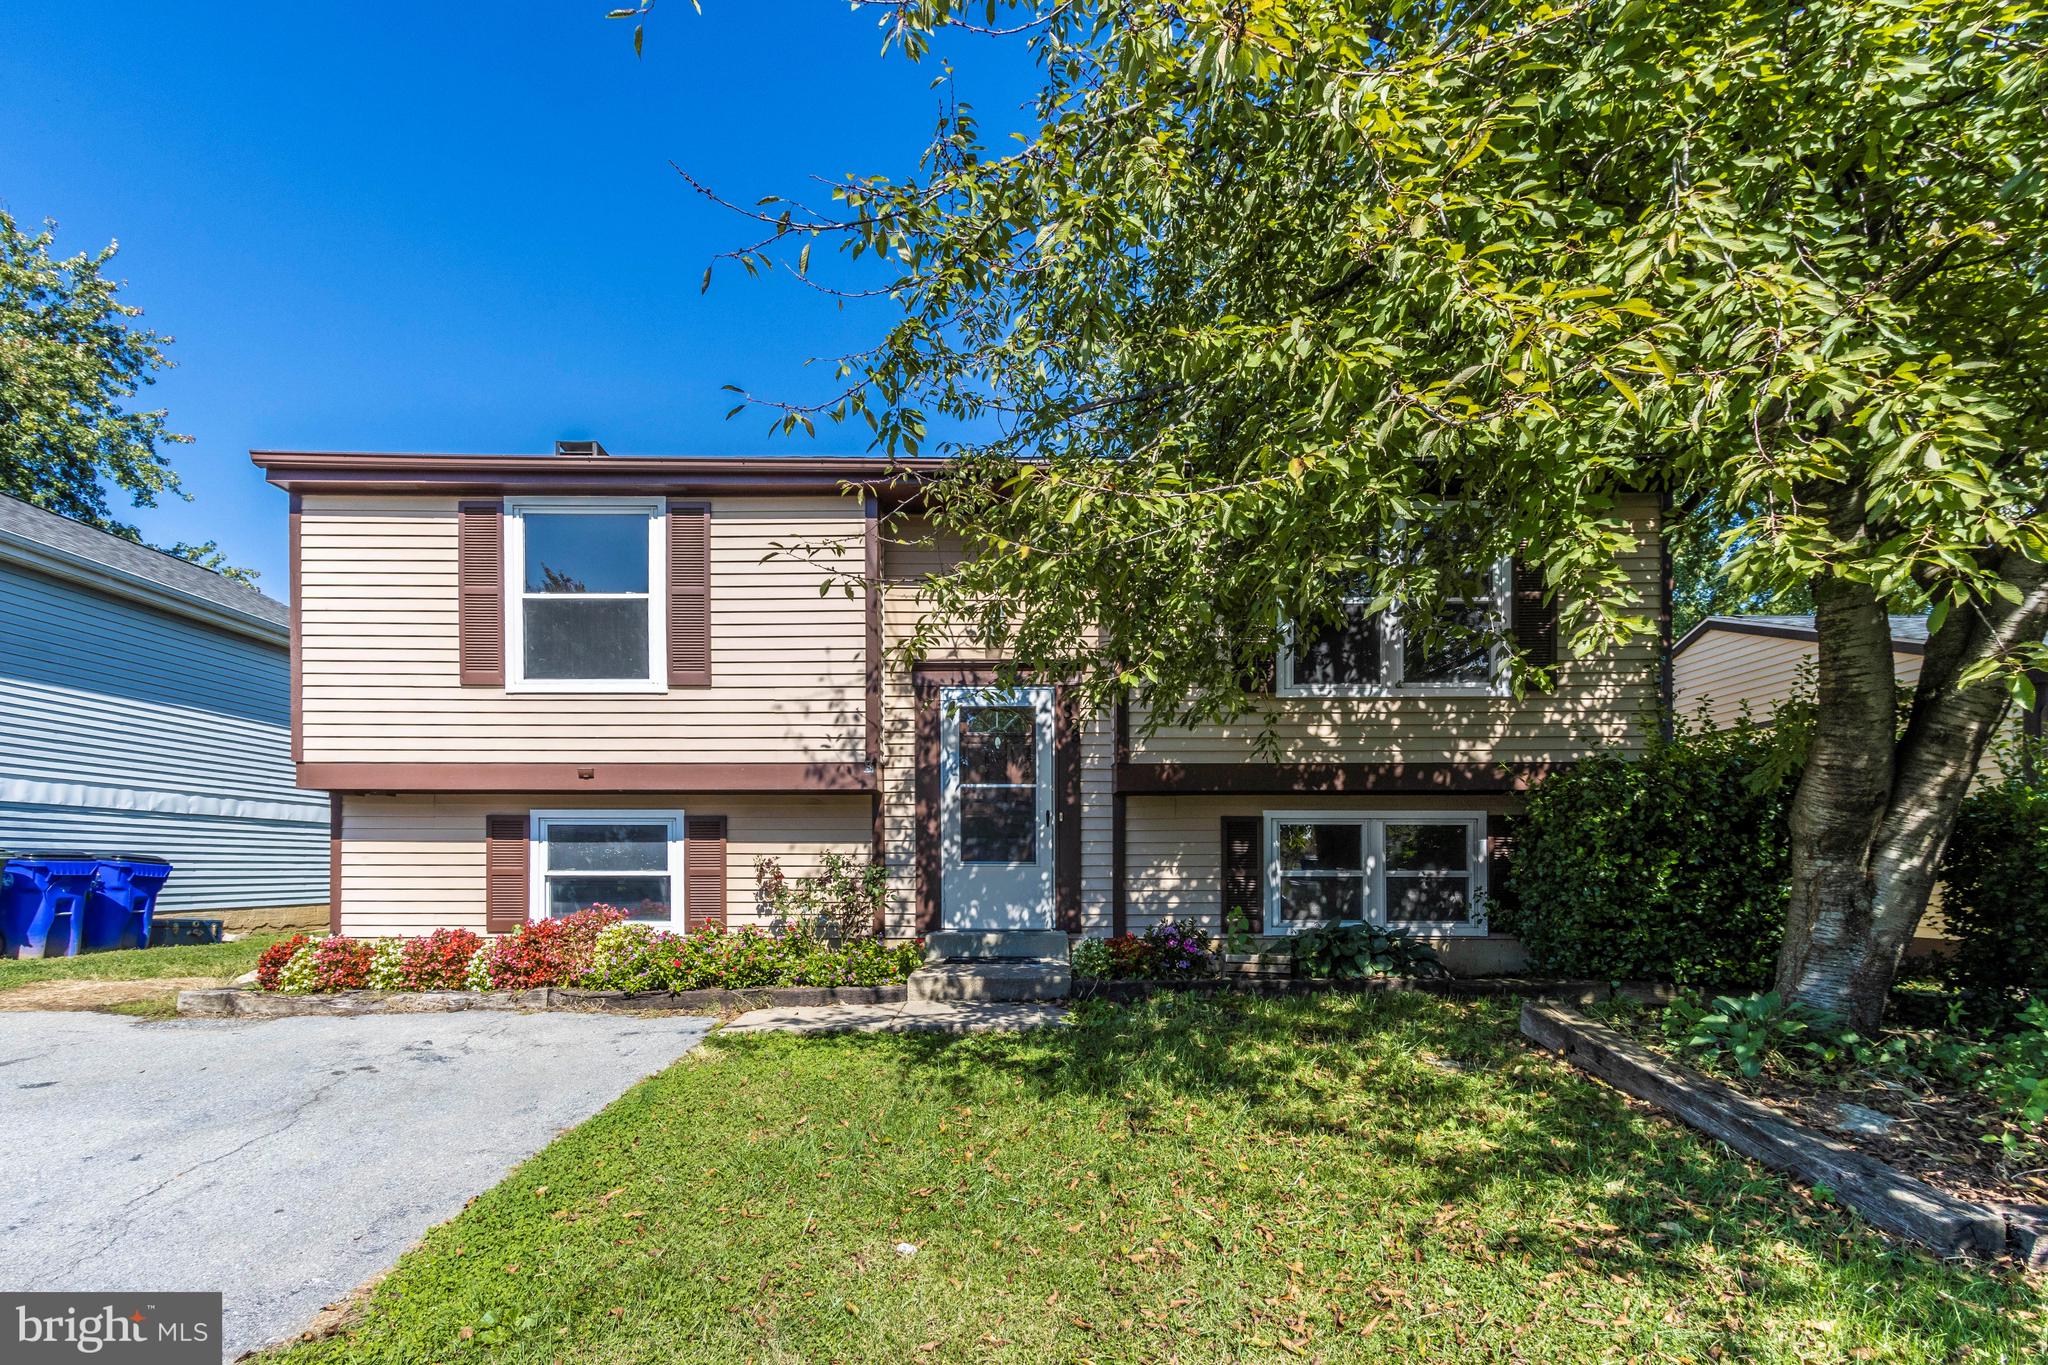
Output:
[
  {"xmin": 1672, "ymin": 611, "xmax": 2040, "ymax": 955},
  {"xmin": 1674, "ymin": 612, "xmax": 2042, "ymax": 756},
  {"xmin": 0, "ymin": 494, "xmax": 330, "ymax": 928},
  {"xmin": 255, "ymin": 447, "xmax": 1668, "ymax": 970},
  {"xmin": 1673, "ymin": 614, "xmax": 1928, "ymax": 729}
]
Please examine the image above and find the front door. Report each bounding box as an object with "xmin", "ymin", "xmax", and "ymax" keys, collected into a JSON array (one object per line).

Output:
[{"xmin": 939, "ymin": 685, "xmax": 1056, "ymax": 929}]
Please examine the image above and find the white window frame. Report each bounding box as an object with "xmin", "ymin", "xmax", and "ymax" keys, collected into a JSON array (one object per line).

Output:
[
  {"xmin": 528, "ymin": 809, "xmax": 687, "ymax": 928},
  {"xmin": 1277, "ymin": 556, "xmax": 1513, "ymax": 698},
  {"xmin": 1262, "ymin": 810, "xmax": 1489, "ymax": 937},
  {"xmin": 504, "ymin": 496, "xmax": 667, "ymax": 694}
]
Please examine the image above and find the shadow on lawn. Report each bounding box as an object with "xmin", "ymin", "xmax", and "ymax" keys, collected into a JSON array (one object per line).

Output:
[{"xmin": 724, "ymin": 990, "xmax": 2034, "ymax": 1341}]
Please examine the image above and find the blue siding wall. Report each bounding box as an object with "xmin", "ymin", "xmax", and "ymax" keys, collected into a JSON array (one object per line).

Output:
[{"xmin": 0, "ymin": 562, "xmax": 328, "ymax": 912}]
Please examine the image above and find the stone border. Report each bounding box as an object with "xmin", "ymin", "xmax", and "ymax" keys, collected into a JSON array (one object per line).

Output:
[
  {"xmin": 1521, "ymin": 1000, "xmax": 2046, "ymax": 1266},
  {"xmin": 176, "ymin": 983, "xmax": 908, "ymax": 1019},
  {"xmin": 1070, "ymin": 975, "xmax": 1677, "ymax": 1005}
]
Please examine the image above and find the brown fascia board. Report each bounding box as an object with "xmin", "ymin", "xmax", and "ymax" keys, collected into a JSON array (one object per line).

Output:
[{"xmin": 249, "ymin": 450, "xmax": 943, "ymax": 500}]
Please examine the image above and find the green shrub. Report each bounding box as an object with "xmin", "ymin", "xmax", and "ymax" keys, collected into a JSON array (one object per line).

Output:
[
  {"xmin": 1936, "ymin": 766, "xmax": 2048, "ymax": 1020},
  {"xmin": 1982, "ymin": 999, "xmax": 2048, "ymax": 1152},
  {"xmin": 788, "ymin": 937, "xmax": 925, "ymax": 987},
  {"xmin": 1290, "ymin": 924, "xmax": 1447, "ymax": 981},
  {"xmin": 1070, "ymin": 938, "xmax": 1114, "ymax": 979},
  {"xmin": 755, "ymin": 853, "xmax": 890, "ymax": 941},
  {"xmin": 576, "ymin": 922, "xmax": 924, "ymax": 992},
  {"xmin": 1490, "ymin": 717, "xmax": 1793, "ymax": 987}
]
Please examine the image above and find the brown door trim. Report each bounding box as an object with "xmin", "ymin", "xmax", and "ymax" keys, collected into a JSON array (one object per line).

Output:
[{"xmin": 912, "ymin": 664, "xmax": 1080, "ymax": 936}]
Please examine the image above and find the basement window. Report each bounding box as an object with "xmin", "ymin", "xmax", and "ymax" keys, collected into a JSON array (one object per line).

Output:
[
  {"xmin": 530, "ymin": 811, "xmax": 684, "ymax": 926},
  {"xmin": 1265, "ymin": 812, "xmax": 1487, "ymax": 935}
]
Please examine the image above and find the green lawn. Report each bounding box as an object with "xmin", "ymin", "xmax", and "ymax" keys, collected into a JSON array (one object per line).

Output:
[
  {"xmin": 0, "ymin": 934, "xmax": 282, "ymax": 992},
  {"xmin": 275, "ymin": 993, "xmax": 2041, "ymax": 1364}
]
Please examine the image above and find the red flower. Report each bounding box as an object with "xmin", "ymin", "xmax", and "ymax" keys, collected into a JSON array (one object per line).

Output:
[{"xmin": 256, "ymin": 934, "xmax": 310, "ymax": 991}]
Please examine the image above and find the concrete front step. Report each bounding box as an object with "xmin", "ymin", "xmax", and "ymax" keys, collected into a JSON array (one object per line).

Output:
[
  {"xmin": 908, "ymin": 959, "xmax": 1072, "ymax": 1003},
  {"xmin": 923, "ymin": 929, "xmax": 1070, "ymax": 963}
]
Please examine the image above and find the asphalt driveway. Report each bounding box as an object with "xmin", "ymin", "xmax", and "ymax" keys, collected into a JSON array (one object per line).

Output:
[{"xmin": 0, "ymin": 1009, "xmax": 713, "ymax": 1359}]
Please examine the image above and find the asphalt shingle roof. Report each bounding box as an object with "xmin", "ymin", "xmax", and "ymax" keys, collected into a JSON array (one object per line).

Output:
[
  {"xmin": 1700, "ymin": 613, "xmax": 1928, "ymax": 645},
  {"xmin": 0, "ymin": 493, "xmax": 288, "ymax": 632}
]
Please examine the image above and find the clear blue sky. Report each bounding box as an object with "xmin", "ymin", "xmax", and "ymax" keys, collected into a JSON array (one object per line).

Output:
[{"xmin": 0, "ymin": 2, "xmax": 1042, "ymax": 592}]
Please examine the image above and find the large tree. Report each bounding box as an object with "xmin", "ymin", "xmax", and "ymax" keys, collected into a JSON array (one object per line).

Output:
[
  {"xmin": 0, "ymin": 211, "xmax": 241, "ymax": 556},
  {"xmin": 675, "ymin": 0, "xmax": 2047, "ymax": 1031}
]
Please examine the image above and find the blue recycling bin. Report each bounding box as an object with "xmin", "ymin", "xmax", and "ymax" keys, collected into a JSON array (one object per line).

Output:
[
  {"xmin": 0, "ymin": 853, "xmax": 99, "ymax": 959},
  {"xmin": 81, "ymin": 855, "xmax": 174, "ymax": 953}
]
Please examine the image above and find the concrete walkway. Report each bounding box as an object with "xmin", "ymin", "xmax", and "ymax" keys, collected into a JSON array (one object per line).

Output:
[
  {"xmin": 0, "ymin": 1009, "xmax": 711, "ymax": 1360},
  {"xmin": 723, "ymin": 998, "xmax": 1069, "ymax": 1035}
]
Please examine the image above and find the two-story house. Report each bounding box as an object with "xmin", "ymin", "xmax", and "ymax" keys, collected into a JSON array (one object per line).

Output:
[{"xmin": 256, "ymin": 445, "xmax": 1667, "ymax": 970}]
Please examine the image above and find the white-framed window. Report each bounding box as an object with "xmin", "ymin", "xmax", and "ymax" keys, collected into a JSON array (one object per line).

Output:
[
  {"xmin": 1264, "ymin": 811, "xmax": 1488, "ymax": 935},
  {"xmin": 505, "ymin": 497, "xmax": 666, "ymax": 692},
  {"xmin": 1278, "ymin": 556, "xmax": 1511, "ymax": 697},
  {"xmin": 529, "ymin": 810, "xmax": 686, "ymax": 927}
]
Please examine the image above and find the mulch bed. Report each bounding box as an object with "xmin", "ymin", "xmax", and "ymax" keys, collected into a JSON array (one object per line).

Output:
[{"xmin": 1598, "ymin": 1006, "xmax": 2045, "ymax": 1211}]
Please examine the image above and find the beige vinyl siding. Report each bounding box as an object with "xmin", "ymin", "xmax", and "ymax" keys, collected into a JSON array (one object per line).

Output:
[
  {"xmin": 1123, "ymin": 793, "xmax": 1514, "ymax": 934},
  {"xmin": 298, "ymin": 493, "xmax": 868, "ymax": 763},
  {"xmin": 335, "ymin": 791, "xmax": 872, "ymax": 938},
  {"xmin": 1128, "ymin": 494, "xmax": 1666, "ymax": 765}
]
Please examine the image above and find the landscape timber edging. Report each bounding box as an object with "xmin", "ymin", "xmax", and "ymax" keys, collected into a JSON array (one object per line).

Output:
[
  {"xmin": 1069, "ymin": 976, "xmax": 1676, "ymax": 1006},
  {"xmin": 1519, "ymin": 999, "xmax": 2037, "ymax": 1264},
  {"xmin": 175, "ymin": 983, "xmax": 909, "ymax": 1019}
]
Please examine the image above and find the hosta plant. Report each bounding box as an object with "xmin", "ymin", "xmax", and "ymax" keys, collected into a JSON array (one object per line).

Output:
[
  {"xmin": 1665, "ymin": 991, "xmax": 1833, "ymax": 1079},
  {"xmin": 1290, "ymin": 925, "xmax": 1448, "ymax": 982}
]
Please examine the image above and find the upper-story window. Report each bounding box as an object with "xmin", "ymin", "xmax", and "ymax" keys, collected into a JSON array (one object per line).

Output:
[
  {"xmin": 1278, "ymin": 556, "xmax": 1511, "ymax": 697},
  {"xmin": 504, "ymin": 498, "xmax": 666, "ymax": 691}
]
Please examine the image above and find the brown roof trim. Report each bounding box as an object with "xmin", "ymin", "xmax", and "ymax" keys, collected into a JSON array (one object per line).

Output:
[
  {"xmin": 1671, "ymin": 615, "xmax": 1930, "ymax": 659},
  {"xmin": 300, "ymin": 761, "xmax": 876, "ymax": 794},
  {"xmin": 252, "ymin": 450, "xmax": 941, "ymax": 498},
  {"xmin": 1116, "ymin": 761, "xmax": 1559, "ymax": 795}
]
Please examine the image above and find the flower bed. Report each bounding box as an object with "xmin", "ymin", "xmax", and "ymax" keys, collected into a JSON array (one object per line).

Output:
[
  {"xmin": 1069, "ymin": 922, "xmax": 1221, "ymax": 981},
  {"xmin": 256, "ymin": 909, "xmax": 925, "ymax": 997}
]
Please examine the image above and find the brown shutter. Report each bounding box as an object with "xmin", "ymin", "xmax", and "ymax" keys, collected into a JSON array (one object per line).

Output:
[
  {"xmin": 458, "ymin": 501, "xmax": 506, "ymax": 686},
  {"xmin": 1485, "ymin": 809, "xmax": 1519, "ymax": 924},
  {"xmin": 1511, "ymin": 557, "xmax": 1557, "ymax": 668},
  {"xmin": 683, "ymin": 814, "xmax": 727, "ymax": 932},
  {"xmin": 484, "ymin": 813, "xmax": 529, "ymax": 933},
  {"xmin": 1221, "ymin": 816, "xmax": 1263, "ymax": 936},
  {"xmin": 667, "ymin": 501, "xmax": 712, "ymax": 687}
]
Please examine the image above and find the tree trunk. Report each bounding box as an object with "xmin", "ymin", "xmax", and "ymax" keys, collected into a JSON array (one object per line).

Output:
[{"xmin": 1775, "ymin": 524, "xmax": 2048, "ymax": 1033}]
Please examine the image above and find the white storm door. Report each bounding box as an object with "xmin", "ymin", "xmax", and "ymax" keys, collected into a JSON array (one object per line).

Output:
[{"xmin": 939, "ymin": 685, "xmax": 1056, "ymax": 930}]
